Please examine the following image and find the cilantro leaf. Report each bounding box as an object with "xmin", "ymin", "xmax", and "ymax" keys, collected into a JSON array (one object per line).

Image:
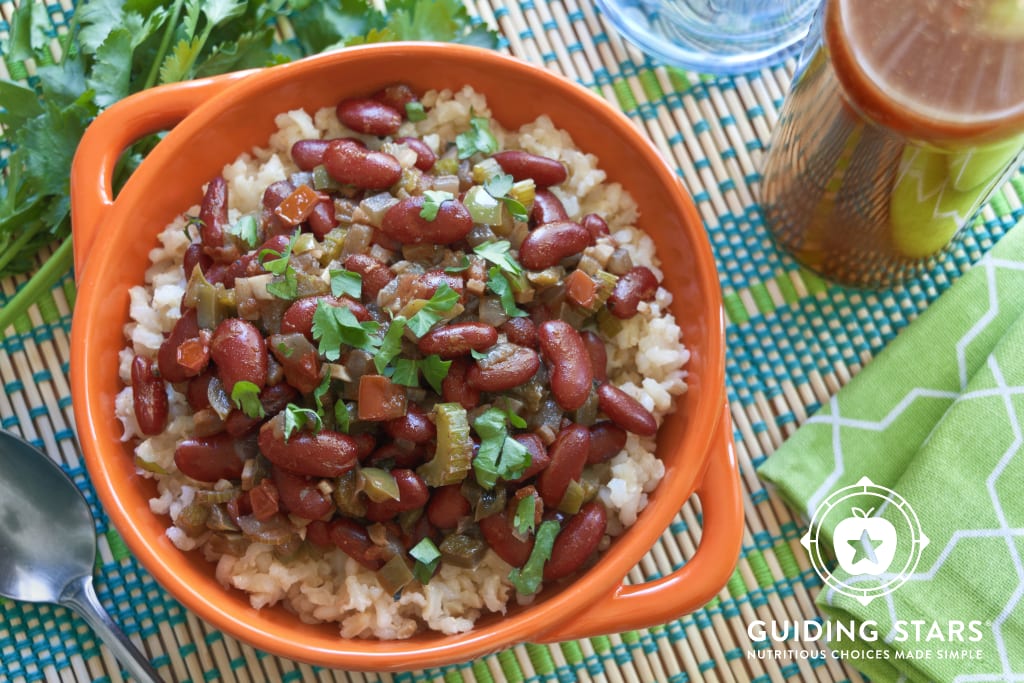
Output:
[
  {"xmin": 456, "ymin": 115, "xmax": 498, "ymax": 159},
  {"xmin": 226, "ymin": 214, "xmax": 259, "ymax": 248},
  {"xmin": 444, "ymin": 255, "xmax": 471, "ymax": 273},
  {"xmin": 472, "ymin": 408, "xmax": 532, "ymax": 489},
  {"xmin": 483, "ymin": 173, "xmax": 514, "ymax": 198},
  {"xmin": 334, "ymin": 400, "xmax": 353, "ymax": 433},
  {"xmin": 313, "ymin": 372, "xmax": 332, "ymax": 412},
  {"xmin": 312, "ymin": 301, "xmax": 381, "ymax": 360},
  {"xmin": 407, "ymin": 283, "xmax": 461, "ymax": 337},
  {"xmin": 283, "ymin": 404, "xmax": 322, "ymax": 441},
  {"xmin": 260, "ymin": 229, "xmax": 299, "ymax": 275},
  {"xmin": 474, "ymin": 240, "xmax": 523, "ymax": 277},
  {"xmin": 509, "ymin": 520, "xmax": 560, "ymax": 595},
  {"xmin": 330, "ymin": 268, "xmax": 363, "ymax": 299},
  {"xmin": 420, "ymin": 354, "xmax": 452, "ymax": 394},
  {"xmin": 266, "ymin": 266, "xmax": 298, "ymax": 300},
  {"xmin": 420, "ymin": 190, "xmax": 455, "ymax": 221},
  {"xmin": 391, "ymin": 358, "xmax": 421, "ymax": 387},
  {"xmin": 486, "ymin": 267, "xmax": 528, "ymax": 318},
  {"xmin": 230, "ymin": 380, "xmax": 265, "ymax": 419},
  {"xmin": 513, "ymin": 494, "xmax": 537, "ymax": 536},
  {"xmin": 410, "ymin": 537, "xmax": 442, "ymax": 584},
  {"xmin": 375, "ymin": 318, "xmax": 408, "ymax": 374},
  {"xmin": 405, "ymin": 101, "xmax": 427, "ymax": 122}
]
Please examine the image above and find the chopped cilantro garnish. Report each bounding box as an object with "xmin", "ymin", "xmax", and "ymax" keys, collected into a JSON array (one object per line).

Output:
[
  {"xmin": 266, "ymin": 267, "xmax": 298, "ymax": 300},
  {"xmin": 311, "ymin": 301, "xmax": 381, "ymax": 360},
  {"xmin": 313, "ymin": 372, "xmax": 331, "ymax": 412},
  {"xmin": 230, "ymin": 380, "xmax": 265, "ymax": 419},
  {"xmin": 330, "ymin": 269, "xmax": 363, "ymax": 299},
  {"xmin": 420, "ymin": 354, "xmax": 452, "ymax": 394},
  {"xmin": 456, "ymin": 115, "xmax": 498, "ymax": 159},
  {"xmin": 513, "ymin": 494, "xmax": 537, "ymax": 536},
  {"xmin": 390, "ymin": 358, "xmax": 421, "ymax": 387},
  {"xmin": 420, "ymin": 190, "xmax": 455, "ymax": 221},
  {"xmin": 410, "ymin": 537, "xmax": 442, "ymax": 584},
  {"xmin": 509, "ymin": 520, "xmax": 560, "ymax": 595},
  {"xmin": 405, "ymin": 101, "xmax": 427, "ymax": 122},
  {"xmin": 474, "ymin": 240, "xmax": 523, "ymax": 277},
  {"xmin": 334, "ymin": 401, "xmax": 353, "ymax": 434},
  {"xmin": 486, "ymin": 267, "xmax": 528, "ymax": 318},
  {"xmin": 375, "ymin": 318, "xmax": 408, "ymax": 374},
  {"xmin": 407, "ymin": 283, "xmax": 461, "ymax": 337},
  {"xmin": 483, "ymin": 174, "xmax": 529, "ymax": 222},
  {"xmin": 472, "ymin": 408, "xmax": 532, "ymax": 489},
  {"xmin": 283, "ymin": 404, "xmax": 322, "ymax": 441},
  {"xmin": 225, "ymin": 215, "xmax": 259, "ymax": 248},
  {"xmin": 261, "ymin": 229, "xmax": 300, "ymax": 300}
]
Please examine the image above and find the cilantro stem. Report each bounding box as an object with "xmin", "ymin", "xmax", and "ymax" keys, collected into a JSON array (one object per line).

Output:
[
  {"xmin": 0, "ymin": 238, "xmax": 73, "ymax": 334},
  {"xmin": 144, "ymin": 0, "xmax": 188, "ymax": 90},
  {"xmin": 0, "ymin": 216, "xmax": 48, "ymax": 275}
]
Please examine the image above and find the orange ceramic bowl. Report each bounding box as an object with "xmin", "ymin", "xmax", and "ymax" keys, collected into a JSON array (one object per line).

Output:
[{"xmin": 70, "ymin": 44, "xmax": 741, "ymax": 670}]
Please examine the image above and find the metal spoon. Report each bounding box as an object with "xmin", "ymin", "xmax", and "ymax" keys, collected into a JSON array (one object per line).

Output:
[{"xmin": 0, "ymin": 430, "xmax": 163, "ymax": 682}]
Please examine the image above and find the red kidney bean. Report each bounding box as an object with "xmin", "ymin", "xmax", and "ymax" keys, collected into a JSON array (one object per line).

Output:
[
  {"xmin": 510, "ymin": 433, "xmax": 550, "ymax": 482},
  {"xmin": 223, "ymin": 382, "xmax": 298, "ymax": 437},
  {"xmin": 530, "ymin": 189, "xmax": 569, "ymax": 226},
  {"xmin": 384, "ymin": 405, "xmax": 437, "ymax": 444},
  {"xmin": 596, "ymin": 383, "xmax": 658, "ymax": 437},
  {"xmin": 366, "ymin": 441, "xmax": 427, "ymax": 469},
  {"xmin": 380, "ymin": 195, "xmax": 473, "ymax": 245},
  {"xmin": 326, "ymin": 517, "xmax": 384, "ymax": 570},
  {"xmin": 186, "ymin": 373, "xmax": 214, "ymax": 411},
  {"xmin": 290, "ymin": 139, "xmax": 331, "ymax": 170},
  {"xmin": 538, "ymin": 321, "xmax": 593, "ymax": 411},
  {"xmin": 258, "ymin": 416, "xmax": 358, "ymax": 477},
  {"xmin": 260, "ymin": 180, "xmax": 295, "ymax": 238},
  {"xmin": 581, "ymin": 330, "xmax": 608, "ymax": 382},
  {"xmin": 306, "ymin": 519, "xmax": 331, "ymax": 547},
  {"xmin": 222, "ymin": 233, "xmax": 291, "ymax": 288},
  {"xmin": 199, "ymin": 176, "xmax": 231, "ymax": 256},
  {"xmin": 323, "ymin": 139, "xmax": 402, "ymax": 189},
  {"xmin": 210, "ymin": 318, "xmax": 268, "ymax": 394},
  {"xmin": 397, "ymin": 136, "xmax": 437, "ymax": 171},
  {"xmin": 412, "ymin": 270, "xmax": 466, "ymax": 303},
  {"xmin": 307, "ymin": 198, "xmax": 338, "ymax": 238},
  {"xmin": 536, "ymin": 424, "xmax": 590, "ymax": 508},
  {"xmin": 280, "ymin": 295, "xmax": 370, "ymax": 342},
  {"xmin": 499, "ymin": 317, "xmax": 538, "ymax": 348},
  {"xmin": 479, "ymin": 511, "xmax": 534, "ymax": 567},
  {"xmin": 442, "ymin": 358, "xmax": 480, "ymax": 409},
  {"xmin": 158, "ymin": 309, "xmax": 203, "ymax": 383},
  {"xmin": 426, "ymin": 485, "xmax": 470, "ymax": 529},
  {"xmin": 352, "ymin": 432, "xmax": 377, "ymax": 462},
  {"xmin": 467, "ymin": 346, "xmax": 540, "ymax": 392},
  {"xmin": 343, "ymin": 254, "xmax": 394, "ymax": 301},
  {"xmin": 363, "ymin": 469, "xmax": 430, "ymax": 521},
  {"xmin": 581, "ymin": 213, "xmax": 610, "ymax": 240},
  {"xmin": 183, "ymin": 243, "xmax": 212, "ymax": 278},
  {"xmin": 174, "ymin": 433, "xmax": 248, "ymax": 482},
  {"xmin": 492, "ymin": 150, "xmax": 568, "ymax": 187},
  {"xmin": 271, "ymin": 466, "xmax": 334, "ymax": 520},
  {"xmin": 336, "ymin": 97, "xmax": 403, "ymax": 136},
  {"xmin": 518, "ymin": 221, "xmax": 591, "ymax": 271},
  {"xmin": 131, "ymin": 355, "xmax": 168, "ymax": 435},
  {"xmin": 587, "ymin": 422, "xmax": 627, "ymax": 464},
  {"xmin": 543, "ymin": 502, "xmax": 607, "ymax": 581},
  {"xmin": 372, "ymin": 83, "xmax": 418, "ymax": 113},
  {"xmin": 418, "ymin": 322, "xmax": 498, "ymax": 359},
  {"xmin": 607, "ymin": 266, "xmax": 659, "ymax": 319}
]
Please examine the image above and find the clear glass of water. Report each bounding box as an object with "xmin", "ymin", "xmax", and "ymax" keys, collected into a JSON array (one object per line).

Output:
[{"xmin": 594, "ymin": 0, "xmax": 821, "ymax": 74}]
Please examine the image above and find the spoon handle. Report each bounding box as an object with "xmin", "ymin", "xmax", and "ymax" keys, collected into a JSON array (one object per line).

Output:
[{"xmin": 60, "ymin": 575, "xmax": 165, "ymax": 683}]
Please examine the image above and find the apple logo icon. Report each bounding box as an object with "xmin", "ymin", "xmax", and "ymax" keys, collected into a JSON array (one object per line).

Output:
[{"xmin": 832, "ymin": 507, "xmax": 898, "ymax": 576}]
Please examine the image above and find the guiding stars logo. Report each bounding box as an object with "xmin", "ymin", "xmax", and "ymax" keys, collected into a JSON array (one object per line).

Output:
[{"xmin": 801, "ymin": 477, "xmax": 929, "ymax": 605}]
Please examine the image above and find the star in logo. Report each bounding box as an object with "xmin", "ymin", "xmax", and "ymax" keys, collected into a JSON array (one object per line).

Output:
[{"xmin": 847, "ymin": 529, "xmax": 882, "ymax": 566}]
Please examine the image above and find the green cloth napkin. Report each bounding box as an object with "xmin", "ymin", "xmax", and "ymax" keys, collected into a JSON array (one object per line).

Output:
[{"xmin": 758, "ymin": 224, "xmax": 1024, "ymax": 682}]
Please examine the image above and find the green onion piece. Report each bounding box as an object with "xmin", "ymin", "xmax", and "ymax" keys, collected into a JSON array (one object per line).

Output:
[
  {"xmin": 360, "ymin": 467, "xmax": 400, "ymax": 503},
  {"xmin": 378, "ymin": 555, "xmax": 414, "ymax": 594},
  {"xmin": 410, "ymin": 537, "xmax": 442, "ymax": 584},
  {"xmin": 509, "ymin": 520, "xmax": 561, "ymax": 595},
  {"xmin": 439, "ymin": 534, "xmax": 487, "ymax": 569},
  {"xmin": 417, "ymin": 403, "xmax": 473, "ymax": 487}
]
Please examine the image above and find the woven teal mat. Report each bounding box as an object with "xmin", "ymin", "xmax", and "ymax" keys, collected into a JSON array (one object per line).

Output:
[{"xmin": 2, "ymin": 1, "xmax": 1022, "ymax": 682}]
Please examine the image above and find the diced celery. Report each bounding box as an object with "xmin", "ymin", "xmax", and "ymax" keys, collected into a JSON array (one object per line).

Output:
[
  {"xmin": 360, "ymin": 467, "xmax": 400, "ymax": 502},
  {"xmin": 472, "ymin": 157, "xmax": 502, "ymax": 184},
  {"xmin": 417, "ymin": 403, "xmax": 473, "ymax": 486},
  {"xmin": 463, "ymin": 185, "xmax": 504, "ymax": 226}
]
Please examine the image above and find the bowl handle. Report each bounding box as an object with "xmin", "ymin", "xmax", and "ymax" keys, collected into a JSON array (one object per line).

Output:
[
  {"xmin": 536, "ymin": 406, "xmax": 743, "ymax": 642},
  {"xmin": 70, "ymin": 71, "xmax": 256, "ymax": 277}
]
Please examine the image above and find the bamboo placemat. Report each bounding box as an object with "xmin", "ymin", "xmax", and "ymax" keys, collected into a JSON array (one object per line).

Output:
[{"xmin": 2, "ymin": 1, "xmax": 1021, "ymax": 682}]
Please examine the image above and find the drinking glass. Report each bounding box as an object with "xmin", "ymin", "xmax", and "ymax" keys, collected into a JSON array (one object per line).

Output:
[{"xmin": 594, "ymin": 0, "xmax": 821, "ymax": 74}]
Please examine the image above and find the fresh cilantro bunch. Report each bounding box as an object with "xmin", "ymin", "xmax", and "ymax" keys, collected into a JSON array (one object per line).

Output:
[{"xmin": 0, "ymin": 0, "xmax": 497, "ymax": 334}]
